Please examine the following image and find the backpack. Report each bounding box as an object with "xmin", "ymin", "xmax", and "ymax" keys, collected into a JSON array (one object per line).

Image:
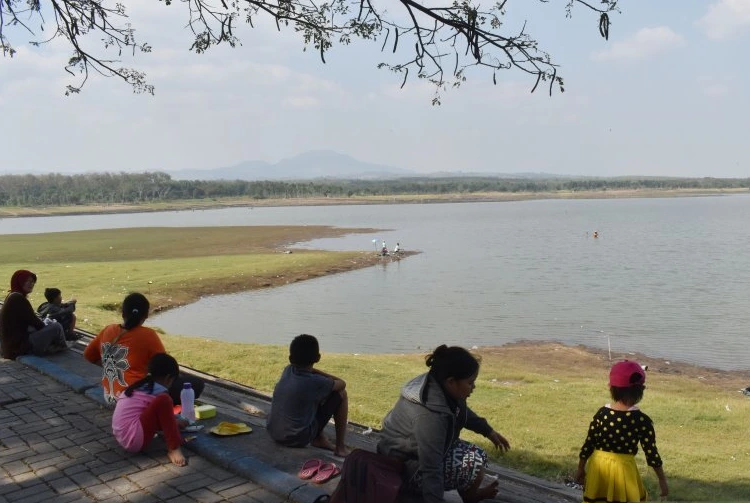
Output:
[{"xmin": 329, "ymin": 449, "xmax": 404, "ymax": 503}]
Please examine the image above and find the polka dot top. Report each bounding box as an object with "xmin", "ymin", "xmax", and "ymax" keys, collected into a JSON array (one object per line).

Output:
[{"xmin": 579, "ymin": 406, "xmax": 663, "ymax": 468}]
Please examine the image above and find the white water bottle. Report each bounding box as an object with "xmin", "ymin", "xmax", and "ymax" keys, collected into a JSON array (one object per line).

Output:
[{"xmin": 180, "ymin": 383, "xmax": 196, "ymax": 422}]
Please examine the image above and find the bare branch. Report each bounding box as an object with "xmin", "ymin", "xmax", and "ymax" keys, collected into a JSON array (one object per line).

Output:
[{"xmin": 0, "ymin": 0, "xmax": 619, "ymax": 99}]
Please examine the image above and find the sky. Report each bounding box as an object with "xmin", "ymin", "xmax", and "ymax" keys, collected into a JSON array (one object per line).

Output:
[{"xmin": 1, "ymin": 0, "xmax": 749, "ymax": 178}]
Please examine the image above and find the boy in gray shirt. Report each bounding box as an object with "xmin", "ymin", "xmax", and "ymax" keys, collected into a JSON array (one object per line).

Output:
[
  {"xmin": 267, "ymin": 334, "xmax": 348, "ymax": 457},
  {"xmin": 37, "ymin": 287, "xmax": 79, "ymax": 340}
]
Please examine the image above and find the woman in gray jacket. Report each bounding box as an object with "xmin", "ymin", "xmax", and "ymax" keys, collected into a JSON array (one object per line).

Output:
[{"xmin": 377, "ymin": 345, "xmax": 510, "ymax": 503}]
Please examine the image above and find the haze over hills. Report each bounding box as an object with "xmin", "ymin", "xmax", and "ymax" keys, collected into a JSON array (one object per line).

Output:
[
  {"xmin": 168, "ymin": 150, "xmax": 570, "ymax": 181},
  {"xmin": 169, "ymin": 150, "xmax": 415, "ymax": 181},
  {"xmin": 3, "ymin": 150, "xmax": 658, "ymax": 179}
]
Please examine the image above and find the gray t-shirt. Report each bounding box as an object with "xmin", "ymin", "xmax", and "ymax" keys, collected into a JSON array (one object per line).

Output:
[{"xmin": 266, "ymin": 365, "xmax": 334, "ymax": 446}]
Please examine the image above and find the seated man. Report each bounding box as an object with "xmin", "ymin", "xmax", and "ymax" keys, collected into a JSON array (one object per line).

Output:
[
  {"xmin": 267, "ymin": 334, "xmax": 348, "ymax": 457},
  {"xmin": 37, "ymin": 287, "xmax": 79, "ymax": 340}
]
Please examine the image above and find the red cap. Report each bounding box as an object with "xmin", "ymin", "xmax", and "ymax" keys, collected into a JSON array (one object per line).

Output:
[{"xmin": 609, "ymin": 360, "xmax": 646, "ymax": 387}]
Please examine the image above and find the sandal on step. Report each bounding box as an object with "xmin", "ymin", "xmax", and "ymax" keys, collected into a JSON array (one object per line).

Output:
[
  {"xmin": 298, "ymin": 458, "xmax": 323, "ymax": 480},
  {"xmin": 312, "ymin": 463, "xmax": 340, "ymax": 484}
]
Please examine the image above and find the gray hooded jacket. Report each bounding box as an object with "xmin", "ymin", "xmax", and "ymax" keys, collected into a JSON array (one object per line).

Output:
[{"xmin": 377, "ymin": 373, "xmax": 493, "ymax": 503}]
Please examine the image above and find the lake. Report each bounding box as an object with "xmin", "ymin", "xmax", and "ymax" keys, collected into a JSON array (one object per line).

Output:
[{"xmin": 3, "ymin": 195, "xmax": 749, "ymax": 370}]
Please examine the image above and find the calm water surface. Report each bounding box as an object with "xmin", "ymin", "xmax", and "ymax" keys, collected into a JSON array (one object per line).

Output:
[{"xmin": 3, "ymin": 196, "xmax": 749, "ymax": 370}]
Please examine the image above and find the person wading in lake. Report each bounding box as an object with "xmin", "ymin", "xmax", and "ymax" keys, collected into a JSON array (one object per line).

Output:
[{"xmin": 0, "ymin": 270, "xmax": 67, "ymax": 359}]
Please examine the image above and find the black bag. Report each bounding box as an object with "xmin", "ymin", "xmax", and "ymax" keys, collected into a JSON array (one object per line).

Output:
[{"xmin": 329, "ymin": 449, "xmax": 404, "ymax": 503}]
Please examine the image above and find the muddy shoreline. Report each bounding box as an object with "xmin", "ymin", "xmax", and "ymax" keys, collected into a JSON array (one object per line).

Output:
[
  {"xmin": 488, "ymin": 341, "xmax": 750, "ymax": 386},
  {"xmin": 1, "ymin": 188, "xmax": 747, "ymax": 219}
]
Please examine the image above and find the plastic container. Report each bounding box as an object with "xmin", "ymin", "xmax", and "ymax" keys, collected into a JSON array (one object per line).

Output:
[
  {"xmin": 195, "ymin": 404, "xmax": 217, "ymax": 419},
  {"xmin": 180, "ymin": 383, "xmax": 196, "ymax": 422}
]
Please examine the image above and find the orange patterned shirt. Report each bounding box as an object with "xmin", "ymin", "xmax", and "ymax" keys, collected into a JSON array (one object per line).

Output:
[{"xmin": 83, "ymin": 324, "xmax": 166, "ymax": 405}]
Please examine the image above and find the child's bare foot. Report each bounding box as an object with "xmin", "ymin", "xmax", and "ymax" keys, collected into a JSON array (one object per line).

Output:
[
  {"xmin": 461, "ymin": 478, "xmax": 498, "ymax": 503},
  {"xmin": 168, "ymin": 448, "xmax": 187, "ymax": 467},
  {"xmin": 472, "ymin": 479, "xmax": 499, "ymax": 502},
  {"xmin": 478, "ymin": 479, "xmax": 499, "ymax": 500},
  {"xmin": 311, "ymin": 435, "xmax": 336, "ymax": 452},
  {"xmin": 333, "ymin": 446, "xmax": 349, "ymax": 457}
]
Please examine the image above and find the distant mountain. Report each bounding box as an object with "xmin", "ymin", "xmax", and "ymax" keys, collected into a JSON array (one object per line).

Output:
[
  {"xmin": 169, "ymin": 150, "xmax": 415, "ymax": 181},
  {"xmin": 424, "ymin": 171, "xmax": 575, "ymax": 179}
]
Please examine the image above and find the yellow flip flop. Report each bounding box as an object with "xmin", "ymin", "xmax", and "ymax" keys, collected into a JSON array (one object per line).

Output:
[{"xmin": 209, "ymin": 422, "xmax": 253, "ymax": 436}]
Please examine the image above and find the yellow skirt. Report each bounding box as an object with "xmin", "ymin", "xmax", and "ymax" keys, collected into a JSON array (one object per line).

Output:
[{"xmin": 583, "ymin": 450, "xmax": 646, "ymax": 503}]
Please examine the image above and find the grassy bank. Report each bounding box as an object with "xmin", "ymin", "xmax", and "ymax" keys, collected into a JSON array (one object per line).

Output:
[
  {"xmin": 163, "ymin": 337, "xmax": 750, "ymax": 501},
  {"xmin": 2, "ymin": 227, "xmax": 749, "ymax": 500},
  {"xmin": 0, "ymin": 188, "xmax": 748, "ymax": 218},
  {"xmin": 0, "ymin": 226, "xmax": 389, "ymax": 329}
]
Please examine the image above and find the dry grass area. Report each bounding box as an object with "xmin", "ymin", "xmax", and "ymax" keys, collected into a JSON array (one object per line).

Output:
[
  {"xmin": 162, "ymin": 335, "xmax": 750, "ymax": 501},
  {"xmin": 0, "ymin": 226, "xmax": 410, "ymax": 328},
  {"xmin": 0, "ymin": 226, "xmax": 380, "ymax": 263},
  {"xmin": 1, "ymin": 188, "xmax": 747, "ymax": 218}
]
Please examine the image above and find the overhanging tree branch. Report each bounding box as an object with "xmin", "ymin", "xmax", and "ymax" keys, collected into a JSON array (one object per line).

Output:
[{"xmin": 0, "ymin": 0, "xmax": 619, "ymax": 99}]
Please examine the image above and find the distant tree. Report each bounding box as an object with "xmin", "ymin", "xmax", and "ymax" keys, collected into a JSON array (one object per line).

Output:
[
  {"xmin": 1, "ymin": 0, "xmax": 617, "ymax": 100},
  {"xmin": 2, "ymin": 172, "xmax": 750, "ymax": 207}
]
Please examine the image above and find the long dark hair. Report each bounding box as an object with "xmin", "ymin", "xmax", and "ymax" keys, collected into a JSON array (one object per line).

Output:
[
  {"xmin": 124, "ymin": 353, "xmax": 179, "ymax": 397},
  {"xmin": 121, "ymin": 293, "xmax": 150, "ymax": 330},
  {"xmin": 425, "ymin": 345, "xmax": 480, "ymax": 383}
]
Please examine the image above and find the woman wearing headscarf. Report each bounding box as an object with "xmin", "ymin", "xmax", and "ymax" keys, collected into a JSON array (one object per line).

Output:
[{"xmin": 0, "ymin": 270, "xmax": 67, "ymax": 359}]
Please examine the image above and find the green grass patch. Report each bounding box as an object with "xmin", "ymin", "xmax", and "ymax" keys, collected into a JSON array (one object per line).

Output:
[
  {"xmin": 0, "ymin": 226, "xmax": 376, "ymax": 263},
  {"xmin": 1, "ymin": 227, "xmax": 748, "ymax": 500},
  {"xmin": 0, "ymin": 226, "xmax": 381, "ymax": 330},
  {"xmin": 159, "ymin": 335, "xmax": 750, "ymax": 501}
]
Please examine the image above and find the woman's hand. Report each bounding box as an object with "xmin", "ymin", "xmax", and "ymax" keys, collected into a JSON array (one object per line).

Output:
[{"xmin": 487, "ymin": 430, "xmax": 510, "ymax": 452}]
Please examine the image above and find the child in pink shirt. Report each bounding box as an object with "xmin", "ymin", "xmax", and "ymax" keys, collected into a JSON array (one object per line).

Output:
[{"xmin": 112, "ymin": 353, "xmax": 188, "ymax": 466}]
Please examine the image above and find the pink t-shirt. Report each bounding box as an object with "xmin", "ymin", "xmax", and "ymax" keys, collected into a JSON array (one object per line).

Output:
[{"xmin": 112, "ymin": 389, "xmax": 161, "ymax": 451}]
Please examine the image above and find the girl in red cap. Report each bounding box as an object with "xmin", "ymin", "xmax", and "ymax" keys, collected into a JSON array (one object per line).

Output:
[{"xmin": 575, "ymin": 360, "xmax": 668, "ymax": 502}]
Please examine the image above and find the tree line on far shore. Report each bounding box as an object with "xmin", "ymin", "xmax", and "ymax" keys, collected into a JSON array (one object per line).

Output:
[{"xmin": 0, "ymin": 172, "xmax": 748, "ymax": 207}]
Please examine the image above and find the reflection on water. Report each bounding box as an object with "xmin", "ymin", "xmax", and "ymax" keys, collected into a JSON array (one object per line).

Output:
[
  {"xmin": 146, "ymin": 196, "xmax": 750, "ymax": 371},
  {"xmin": 4, "ymin": 197, "xmax": 750, "ymax": 370}
]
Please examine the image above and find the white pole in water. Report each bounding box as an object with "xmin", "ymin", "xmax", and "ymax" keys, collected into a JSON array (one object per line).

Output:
[{"xmin": 607, "ymin": 333, "xmax": 612, "ymax": 361}]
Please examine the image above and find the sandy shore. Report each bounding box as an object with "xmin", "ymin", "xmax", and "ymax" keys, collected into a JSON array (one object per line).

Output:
[
  {"xmin": 1, "ymin": 188, "xmax": 747, "ymax": 219},
  {"xmin": 147, "ymin": 250, "xmax": 419, "ymax": 315},
  {"xmin": 487, "ymin": 341, "xmax": 750, "ymax": 387}
]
